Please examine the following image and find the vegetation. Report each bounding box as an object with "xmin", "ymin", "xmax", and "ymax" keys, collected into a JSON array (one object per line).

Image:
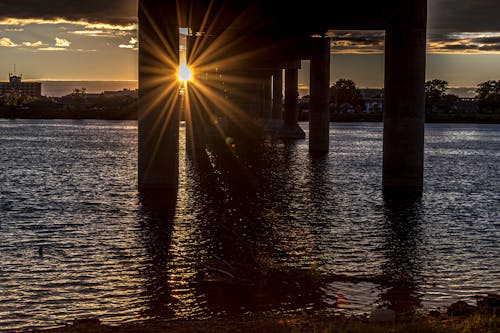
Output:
[
  {"xmin": 0, "ymin": 89, "xmax": 138, "ymax": 120},
  {"xmin": 476, "ymin": 80, "xmax": 500, "ymax": 113},
  {"xmin": 425, "ymin": 79, "xmax": 459, "ymax": 114},
  {"xmin": 20, "ymin": 310, "xmax": 499, "ymax": 333},
  {"xmin": 329, "ymin": 79, "xmax": 365, "ymax": 115}
]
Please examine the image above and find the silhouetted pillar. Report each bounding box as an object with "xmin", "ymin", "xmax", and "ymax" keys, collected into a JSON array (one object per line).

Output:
[
  {"xmin": 309, "ymin": 37, "xmax": 331, "ymax": 152},
  {"xmin": 383, "ymin": 0, "xmax": 427, "ymax": 191},
  {"xmin": 138, "ymin": 0, "xmax": 180, "ymax": 189},
  {"xmin": 284, "ymin": 68, "xmax": 298, "ymax": 127},
  {"xmin": 185, "ymin": 83, "xmax": 207, "ymax": 155},
  {"xmin": 277, "ymin": 64, "xmax": 305, "ymax": 139},
  {"xmin": 262, "ymin": 74, "xmax": 272, "ymax": 120},
  {"xmin": 272, "ymin": 70, "xmax": 283, "ymax": 120}
]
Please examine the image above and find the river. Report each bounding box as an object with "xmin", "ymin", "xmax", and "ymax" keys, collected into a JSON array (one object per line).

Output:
[{"xmin": 0, "ymin": 119, "xmax": 498, "ymax": 330}]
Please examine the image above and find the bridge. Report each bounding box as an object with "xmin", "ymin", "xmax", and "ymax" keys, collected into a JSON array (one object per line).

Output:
[{"xmin": 138, "ymin": 0, "xmax": 427, "ymax": 191}]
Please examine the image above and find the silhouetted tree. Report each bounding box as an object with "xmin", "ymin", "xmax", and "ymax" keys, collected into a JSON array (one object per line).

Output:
[
  {"xmin": 330, "ymin": 79, "xmax": 364, "ymax": 115},
  {"xmin": 440, "ymin": 94, "xmax": 460, "ymax": 113},
  {"xmin": 24, "ymin": 96, "xmax": 56, "ymax": 110},
  {"xmin": 425, "ymin": 79, "xmax": 448, "ymax": 113},
  {"xmin": 70, "ymin": 87, "xmax": 87, "ymax": 104},
  {"xmin": 4, "ymin": 90, "xmax": 20, "ymax": 108},
  {"xmin": 476, "ymin": 80, "xmax": 500, "ymax": 113}
]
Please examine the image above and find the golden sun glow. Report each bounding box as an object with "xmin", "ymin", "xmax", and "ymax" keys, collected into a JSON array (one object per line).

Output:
[
  {"xmin": 178, "ymin": 62, "xmax": 193, "ymax": 82},
  {"xmin": 139, "ymin": 2, "xmax": 271, "ymax": 166}
]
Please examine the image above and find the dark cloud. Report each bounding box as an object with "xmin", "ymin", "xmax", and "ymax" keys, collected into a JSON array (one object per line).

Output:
[
  {"xmin": 437, "ymin": 44, "xmax": 479, "ymax": 51},
  {"xmin": 427, "ymin": 32, "xmax": 460, "ymax": 43},
  {"xmin": 475, "ymin": 37, "xmax": 500, "ymax": 44},
  {"xmin": 428, "ymin": 0, "xmax": 500, "ymax": 31},
  {"xmin": 0, "ymin": 0, "xmax": 137, "ymax": 24},
  {"xmin": 332, "ymin": 33, "xmax": 384, "ymax": 46},
  {"xmin": 0, "ymin": 0, "xmax": 498, "ymax": 32},
  {"xmin": 478, "ymin": 44, "xmax": 500, "ymax": 51}
]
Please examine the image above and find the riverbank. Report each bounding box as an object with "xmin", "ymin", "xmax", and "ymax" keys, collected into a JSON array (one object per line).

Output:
[
  {"xmin": 14, "ymin": 309, "xmax": 499, "ymax": 333},
  {"xmin": 328, "ymin": 113, "xmax": 500, "ymax": 124},
  {"xmin": 2, "ymin": 107, "xmax": 499, "ymax": 123},
  {"xmin": 14, "ymin": 295, "xmax": 500, "ymax": 333},
  {"xmin": 0, "ymin": 107, "xmax": 136, "ymax": 120}
]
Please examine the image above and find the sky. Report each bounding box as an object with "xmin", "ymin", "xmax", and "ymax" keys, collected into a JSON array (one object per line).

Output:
[{"xmin": 0, "ymin": 0, "xmax": 500, "ymax": 94}]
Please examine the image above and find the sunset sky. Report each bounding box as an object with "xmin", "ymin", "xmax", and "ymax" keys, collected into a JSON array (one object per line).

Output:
[{"xmin": 0, "ymin": 0, "xmax": 499, "ymax": 92}]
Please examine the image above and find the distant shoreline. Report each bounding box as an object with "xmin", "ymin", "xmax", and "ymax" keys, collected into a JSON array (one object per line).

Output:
[
  {"xmin": 1, "ymin": 108, "xmax": 499, "ymax": 124},
  {"xmin": 37, "ymin": 80, "xmax": 138, "ymax": 98},
  {"xmin": 329, "ymin": 113, "xmax": 500, "ymax": 124}
]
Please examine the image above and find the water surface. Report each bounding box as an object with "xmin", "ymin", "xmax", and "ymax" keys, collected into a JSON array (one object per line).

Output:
[{"xmin": 0, "ymin": 119, "xmax": 498, "ymax": 330}]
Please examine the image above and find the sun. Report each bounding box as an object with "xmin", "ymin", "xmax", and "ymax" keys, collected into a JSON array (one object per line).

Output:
[{"xmin": 178, "ymin": 62, "xmax": 193, "ymax": 82}]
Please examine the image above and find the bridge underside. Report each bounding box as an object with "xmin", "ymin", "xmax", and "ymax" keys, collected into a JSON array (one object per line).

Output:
[{"xmin": 138, "ymin": 0, "xmax": 427, "ymax": 192}]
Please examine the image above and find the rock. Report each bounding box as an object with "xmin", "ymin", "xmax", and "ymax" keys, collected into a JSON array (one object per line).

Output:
[
  {"xmin": 370, "ymin": 308, "xmax": 396, "ymax": 323},
  {"xmin": 446, "ymin": 300, "xmax": 477, "ymax": 317},
  {"xmin": 428, "ymin": 310, "xmax": 441, "ymax": 318},
  {"xmin": 476, "ymin": 294, "xmax": 500, "ymax": 314}
]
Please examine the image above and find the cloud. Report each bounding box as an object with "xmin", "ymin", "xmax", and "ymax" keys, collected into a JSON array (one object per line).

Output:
[
  {"xmin": 119, "ymin": 36, "xmax": 138, "ymax": 50},
  {"xmin": 0, "ymin": 17, "xmax": 136, "ymax": 31},
  {"xmin": 37, "ymin": 47, "xmax": 67, "ymax": 51},
  {"xmin": 329, "ymin": 31, "xmax": 500, "ymax": 54},
  {"xmin": 22, "ymin": 41, "xmax": 43, "ymax": 47},
  {"xmin": 55, "ymin": 37, "xmax": 70, "ymax": 47},
  {"xmin": 69, "ymin": 30, "xmax": 129, "ymax": 37},
  {"xmin": 37, "ymin": 47, "xmax": 96, "ymax": 52},
  {"xmin": 428, "ymin": 0, "xmax": 500, "ymax": 32},
  {"xmin": 330, "ymin": 31, "xmax": 384, "ymax": 54},
  {"xmin": 428, "ymin": 32, "xmax": 500, "ymax": 54},
  {"xmin": 0, "ymin": 0, "xmax": 498, "ymax": 33},
  {"xmin": 0, "ymin": 37, "xmax": 17, "ymax": 47},
  {"xmin": 0, "ymin": 0, "xmax": 137, "ymax": 25}
]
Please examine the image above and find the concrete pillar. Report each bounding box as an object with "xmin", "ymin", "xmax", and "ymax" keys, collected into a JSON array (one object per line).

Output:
[
  {"xmin": 383, "ymin": 0, "xmax": 427, "ymax": 191},
  {"xmin": 284, "ymin": 68, "xmax": 298, "ymax": 127},
  {"xmin": 276, "ymin": 65, "xmax": 305, "ymax": 139},
  {"xmin": 262, "ymin": 75, "xmax": 272, "ymax": 120},
  {"xmin": 138, "ymin": 0, "xmax": 180, "ymax": 189},
  {"xmin": 185, "ymin": 83, "xmax": 206, "ymax": 154},
  {"xmin": 272, "ymin": 70, "xmax": 283, "ymax": 120},
  {"xmin": 309, "ymin": 37, "xmax": 331, "ymax": 152}
]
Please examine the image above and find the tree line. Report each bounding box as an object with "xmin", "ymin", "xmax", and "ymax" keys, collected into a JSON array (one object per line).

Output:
[{"xmin": 324, "ymin": 78, "xmax": 500, "ymax": 114}]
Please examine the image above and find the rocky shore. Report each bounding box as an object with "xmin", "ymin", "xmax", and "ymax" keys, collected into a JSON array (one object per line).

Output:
[{"xmin": 13, "ymin": 295, "xmax": 499, "ymax": 333}]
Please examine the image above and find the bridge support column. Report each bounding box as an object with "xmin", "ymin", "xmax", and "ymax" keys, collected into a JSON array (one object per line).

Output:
[
  {"xmin": 138, "ymin": 1, "xmax": 179, "ymax": 189},
  {"xmin": 277, "ymin": 64, "xmax": 305, "ymax": 139},
  {"xmin": 261, "ymin": 74, "xmax": 272, "ymax": 120},
  {"xmin": 383, "ymin": 0, "xmax": 427, "ymax": 191},
  {"xmin": 309, "ymin": 37, "xmax": 331, "ymax": 153},
  {"xmin": 185, "ymin": 84, "xmax": 207, "ymax": 155},
  {"xmin": 272, "ymin": 70, "xmax": 283, "ymax": 121}
]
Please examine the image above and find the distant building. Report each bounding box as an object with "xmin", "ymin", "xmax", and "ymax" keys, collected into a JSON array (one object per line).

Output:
[
  {"xmin": 361, "ymin": 88, "xmax": 384, "ymax": 113},
  {"xmin": 456, "ymin": 97, "xmax": 479, "ymax": 113},
  {"xmin": 0, "ymin": 74, "xmax": 42, "ymax": 98}
]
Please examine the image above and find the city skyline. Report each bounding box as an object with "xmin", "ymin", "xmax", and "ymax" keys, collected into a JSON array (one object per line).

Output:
[{"xmin": 1, "ymin": 0, "xmax": 500, "ymax": 89}]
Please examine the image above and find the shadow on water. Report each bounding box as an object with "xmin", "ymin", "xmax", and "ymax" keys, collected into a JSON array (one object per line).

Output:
[
  {"xmin": 138, "ymin": 188, "xmax": 177, "ymax": 318},
  {"xmin": 378, "ymin": 191, "xmax": 424, "ymax": 315},
  {"xmin": 137, "ymin": 132, "xmax": 427, "ymax": 318},
  {"xmin": 185, "ymin": 133, "xmax": 329, "ymax": 314}
]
